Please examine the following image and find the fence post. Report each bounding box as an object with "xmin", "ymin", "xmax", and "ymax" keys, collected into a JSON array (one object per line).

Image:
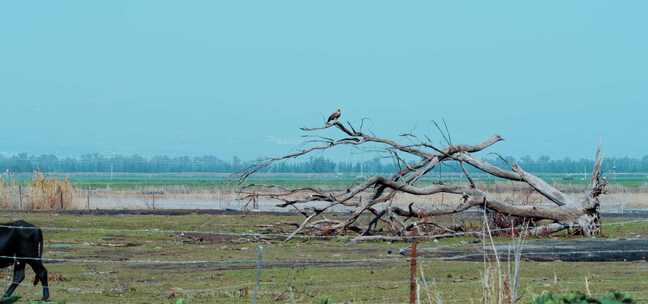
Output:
[
  {"xmin": 18, "ymin": 185, "xmax": 23, "ymax": 210},
  {"xmin": 409, "ymin": 240, "xmax": 418, "ymax": 304},
  {"xmin": 87, "ymin": 187, "xmax": 91, "ymax": 210},
  {"xmin": 59, "ymin": 186, "xmax": 64, "ymax": 210},
  {"xmin": 252, "ymin": 245, "xmax": 263, "ymax": 304}
]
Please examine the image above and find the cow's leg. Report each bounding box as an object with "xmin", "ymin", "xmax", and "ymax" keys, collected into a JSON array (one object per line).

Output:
[
  {"xmin": 3, "ymin": 261, "xmax": 25, "ymax": 299},
  {"xmin": 29, "ymin": 261, "xmax": 49, "ymax": 301}
]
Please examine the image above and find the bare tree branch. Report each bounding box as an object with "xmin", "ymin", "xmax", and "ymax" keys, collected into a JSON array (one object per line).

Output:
[{"xmin": 238, "ymin": 113, "xmax": 605, "ymax": 239}]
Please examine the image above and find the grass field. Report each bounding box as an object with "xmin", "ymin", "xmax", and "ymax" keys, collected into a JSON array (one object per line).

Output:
[
  {"xmin": 0, "ymin": 211, "xmax": 646, "ymax": 303},
  {"xmin": 4, "ymin": 172, "xmax": 648, "ymax": 191}
]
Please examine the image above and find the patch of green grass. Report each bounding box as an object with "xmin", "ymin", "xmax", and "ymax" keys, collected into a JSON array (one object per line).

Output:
[
  {"xmin": 1, "ymin": 295, "xmax": 20, "ymax": 304},
  {"xmin": 601, "ymin": 219, "xmax": 648, "ymax": 239},
  {"xmin": 532, "ymin": 291, "xmax": 635, "ymax": 304}
]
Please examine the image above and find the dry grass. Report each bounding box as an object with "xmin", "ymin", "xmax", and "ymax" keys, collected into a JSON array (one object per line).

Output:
[
  {"xmin": 1, "ymin": 176, "xmax": 647, "ymax": 211},
  {"xmin": 28, "ymin": 172, "xmax": 77, "ymax": 210},
  {"xmin": 0, "ymin": 177, "xmax": 9, "ymax": 208},
  {"xmin": 480, "ymin": 212, "xmax": 527, "ymax": 304}
]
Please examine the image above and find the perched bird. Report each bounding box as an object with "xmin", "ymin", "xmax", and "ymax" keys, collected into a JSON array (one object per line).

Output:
[{"xmin": 327, "ymin": 108, "xmax": 341, "ymax": 124}]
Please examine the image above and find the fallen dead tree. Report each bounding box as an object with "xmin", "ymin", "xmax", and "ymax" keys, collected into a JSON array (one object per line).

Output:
[{"xmin": 238, "ymin": 114, "xmax": 607, "ymax": 241}]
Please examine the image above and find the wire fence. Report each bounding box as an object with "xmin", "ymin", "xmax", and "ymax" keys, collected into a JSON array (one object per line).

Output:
[
  {"xmin": 1, "ymin": 215, "xmax": 647, "ymax": 240},
  {"xmin": 0, "ymin": 218, "xmax": 646, "ymax": 303}
]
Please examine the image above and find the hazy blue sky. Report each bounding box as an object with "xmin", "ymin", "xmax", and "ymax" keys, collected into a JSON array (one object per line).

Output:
[{"xmin": 1, "ymin": 1, "xmax": 646, "ymax": 160}]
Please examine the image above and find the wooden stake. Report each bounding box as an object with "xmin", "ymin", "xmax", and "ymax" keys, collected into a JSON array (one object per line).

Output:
[
  {"xmin": 18, "ymin": 185, "xmax": 23, "ymax": 210},
  {"xmin": 410, "ymin": 240, "xmax": 417, "ymax": 304},
  {"xmin": 59, "ymin": 186, "xmax": 64, "ymax": 210}
]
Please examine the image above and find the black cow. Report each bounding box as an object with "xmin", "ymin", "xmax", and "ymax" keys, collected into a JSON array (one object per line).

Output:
[{"xmin": 0, "ymin": 220, "xmax": 49, "ymax": 301}]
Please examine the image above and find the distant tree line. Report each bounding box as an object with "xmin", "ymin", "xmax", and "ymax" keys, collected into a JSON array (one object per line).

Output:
[{"xmin": 0, "ymin": 153, "xmax": 646, "ymax": 174}]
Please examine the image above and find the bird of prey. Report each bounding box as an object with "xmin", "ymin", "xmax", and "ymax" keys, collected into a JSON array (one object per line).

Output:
[{"xmin": 327, "ymin": 109, "xmax": 341, "ymax": 124}]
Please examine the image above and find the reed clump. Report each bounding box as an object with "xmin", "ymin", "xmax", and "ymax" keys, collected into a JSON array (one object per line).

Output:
[
  {"xmin": 29, "ymin": 171, "xmax": 74, "ymax": 210},
  {"xmin": 0, "ymin": 177, "xmax": 9, "ymax": 208}
]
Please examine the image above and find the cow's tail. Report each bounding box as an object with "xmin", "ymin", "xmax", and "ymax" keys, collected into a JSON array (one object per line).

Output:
[
  {"xmin": 33, "ymin": 228, "xmax": 44, "ymax": 286},
  {"xmin": 37, "ymin": 228, "xmax": 43, "ymax": 258}
]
